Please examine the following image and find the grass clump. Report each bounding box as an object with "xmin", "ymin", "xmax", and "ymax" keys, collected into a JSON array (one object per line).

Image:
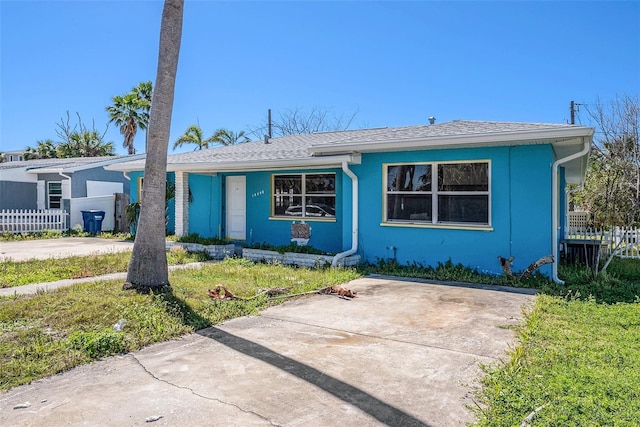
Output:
[
  {"xmin": 0, "ymin": 250, "xmax": 209, "ymax": 288},
  {"xmin": 473, "ymin": 294, "xmax": 640, "ymax": 426},
  {"xmin": 357, "ymin": 258, "xmax": 550, "ymax": 288},
  {"xmin": 0, "ymin": 258, "xmax": 359, "ymax": 390}
]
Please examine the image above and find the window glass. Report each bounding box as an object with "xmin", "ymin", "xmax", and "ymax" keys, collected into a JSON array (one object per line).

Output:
[
  {"xmin": 306, "ymin": 174, "xmax": 335, "ymax": 193},
  {"xmin": 384, "ymin": 162, "xmax": 489, "ymax": 225},
  {"xmin": 48, "ymin": 182, "xmax": 62, "ymax": 209},
  {"xmin": 387, "ymin": 194, "xmax": 432, "ymax": 221},
  {"xmin": 387, "ymin": 165, "xmax": 431, "ymax": 192},
  {"xmin": 273, "ymin": 173, "xmax": 335, "ymax": 219},
  {"xmin": 274, "ymin": 175, "xmax": 302, "ymax": 195},
  {"xmin": 438, "ymin": 163, "xmax": 488, "ymax": 192},
  {"xmin": 438, "ymin": 195, "xmax": 489, "ymax": 223}
]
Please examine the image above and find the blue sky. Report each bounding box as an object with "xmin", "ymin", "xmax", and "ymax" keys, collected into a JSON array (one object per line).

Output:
[{"xmin": 1, "ymin": 1, "xmax": 639, "ymax": 156}]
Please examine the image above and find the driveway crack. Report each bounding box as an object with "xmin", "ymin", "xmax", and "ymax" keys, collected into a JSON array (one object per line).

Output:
[{"xmin": 129, "ymin": 354, "xmax": 280, "ymax": 426}]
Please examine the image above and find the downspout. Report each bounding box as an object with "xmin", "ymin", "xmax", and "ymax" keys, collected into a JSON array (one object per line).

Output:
[
  {"xmin": 332, "ymin": 161, "xmax": 358, "ymax": 267},
  {"xmin": 123, "ymin": 171, "xmax": 130, "ymax": 181},
  {"xmin": 552, "ymin": 139, "xmax": 590, "ymax": 283}
]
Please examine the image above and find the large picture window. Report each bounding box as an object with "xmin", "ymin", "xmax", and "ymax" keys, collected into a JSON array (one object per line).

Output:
[
  {"xmin": 385, "ymin": 162, "xmax": 489, "ymax": 226},
  {"xmin": 272, "ymin": 173, "xmax": 336, "ymax": 219},
  {"xmin": 48, "ymin": 181, "xmax": 62, "ymax": 209}
]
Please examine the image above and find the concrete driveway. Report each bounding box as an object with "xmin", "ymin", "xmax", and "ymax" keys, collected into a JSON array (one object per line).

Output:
[
  {"xmin": 0, "ymin": 276, "xmax": 534, "ymax": 426},
  {"xmin": 0, "ymin": 237, "xmax": 134, "ymax": 262}
]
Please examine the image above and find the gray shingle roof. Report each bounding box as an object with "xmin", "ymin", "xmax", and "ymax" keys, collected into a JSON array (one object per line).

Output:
[
  {"xmin": 106, "ymin": 120, "xmax": 591, "ymax": 172},
  {"xmin": 0, "ymin": 155, "xmax": 134, "ymax": 171}
]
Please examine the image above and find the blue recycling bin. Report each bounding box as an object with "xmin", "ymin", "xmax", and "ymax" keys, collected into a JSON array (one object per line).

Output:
[{"xmin": 81, "ymin": 210, "xmax": 105, "ymax": 234}]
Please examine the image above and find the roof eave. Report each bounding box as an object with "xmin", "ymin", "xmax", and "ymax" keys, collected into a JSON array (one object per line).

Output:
[
  {"xmin": 105, "ymin": 154, "xmax": 361, "ymax": 173},
  {"xmin": 26, "ymin": 154, "xmax": 146, "ymax": 174},
  {"xmin": 309, "ymin": 126, "xmax": 595, "ymax": 154}
]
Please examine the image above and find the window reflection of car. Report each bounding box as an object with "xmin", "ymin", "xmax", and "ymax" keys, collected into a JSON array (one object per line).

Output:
[{"xmin": 285, "ymin": 204, "xmax": 335, "ymax": 217}]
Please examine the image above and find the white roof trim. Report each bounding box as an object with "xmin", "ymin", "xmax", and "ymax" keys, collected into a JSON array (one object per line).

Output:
[
  {"xmin": 106, "ymin": 154, "xmax": 360, "ymax": 173},
  {"xmin": 309, "ymin": 126, "xmax": 595, "ymax": 154},
  {"xmin": 25, "ymin": 154, "xmax": 146, "ymax": 174}
]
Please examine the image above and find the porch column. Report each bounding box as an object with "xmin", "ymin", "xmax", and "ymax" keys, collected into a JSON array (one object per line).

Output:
[{"xmin": 175, "ymin": 171, "xmax": 189, "ymax": 237}]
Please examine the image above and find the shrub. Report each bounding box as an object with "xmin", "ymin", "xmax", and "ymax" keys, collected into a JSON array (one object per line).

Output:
[
  {"xmin": 176, "ymin": 233, "xmax": 230, "ymax": 246},
  {"xmin": 243, "ymin": 242, "xmax": 328, "ymax": 255}
]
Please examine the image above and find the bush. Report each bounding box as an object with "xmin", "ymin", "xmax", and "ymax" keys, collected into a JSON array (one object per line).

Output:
[
  {"xmin": 176, "ymin": 233, "xmax": 230, "ymax": 246},
  {"xmin": 243, "ymin": 242, "xmax": 328, "ymax": 255}
]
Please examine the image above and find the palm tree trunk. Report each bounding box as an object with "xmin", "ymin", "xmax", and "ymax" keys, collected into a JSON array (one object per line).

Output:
[{"xmin": 125, "ymin": 0, "xmax": 183, "ymax": 292}]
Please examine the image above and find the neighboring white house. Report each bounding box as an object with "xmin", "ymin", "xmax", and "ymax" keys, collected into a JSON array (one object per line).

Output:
[
  {"xmin": 1, "ymin": 150, "xmax": 26, "ymax": 162},
  {"xmin": 0, "ymin": 155, "xmax": 144, "ymax": 230}
]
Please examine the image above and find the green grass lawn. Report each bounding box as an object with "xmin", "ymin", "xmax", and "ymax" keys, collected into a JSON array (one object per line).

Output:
[
  {"xmin": 0, "ymin": 258, "xmax": 359, "ymax": 390},
  {"xmin": 0, "ymin": 247, "xmax": 208, "ymax": 288},
  {"xmin": 473, "ymin": 295, "xmax": 640, "ymax": 426},
  {"xmin": 472, "ymin": 257, "xmax": 640, "ymax": 426}
]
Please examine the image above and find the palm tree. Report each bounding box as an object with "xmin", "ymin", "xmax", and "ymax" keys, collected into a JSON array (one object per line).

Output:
[
  {"xmin": 211, "ymin": 128, "xmax": 250, "ymax": 146},
  {"xmin": 24, "ymin": 139, "xmax": 58, "ymax": 159},
  {"xmin": 173, "ymin": 124, "xmax": 215, "ymax": 150},
  {"xmin": 124, "ymin": 0, "xmax": 183, "ymax": 293},
  {"xmin": 106, "ymin": 81, "xmax": 153, "ymax": 155}
]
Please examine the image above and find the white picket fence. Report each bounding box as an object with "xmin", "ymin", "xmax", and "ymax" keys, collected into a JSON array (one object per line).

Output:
[
  {"xmin": 565, "ymin": 226, "xmax": 640, "ymax": 259},
  {"xmin": 0, "ymin": 209, "xmax": 69, "ymax": 234}
]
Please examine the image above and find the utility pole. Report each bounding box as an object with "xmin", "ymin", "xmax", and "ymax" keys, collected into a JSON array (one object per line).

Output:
[
  {"xmin": 570, "ymin": 100, "xmax": 583, "ymax": 125},
  {"xmin": 570, "ymin": 100, "xmax": 576, "ymax": 124}
]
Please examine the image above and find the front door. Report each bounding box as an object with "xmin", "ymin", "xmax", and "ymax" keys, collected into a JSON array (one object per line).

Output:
[{"xmin": 225, "ymin": 176, "xmax": 246, "ymax": 240}]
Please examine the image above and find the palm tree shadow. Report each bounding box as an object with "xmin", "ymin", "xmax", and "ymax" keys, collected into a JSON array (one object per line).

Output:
[
  {"xmin": 159, "ymin": 290, "xmax": 213, "ymax": 330},
  {"xmin": 197, "ymin": 326, "xmax": 431, "ymax": 427}
]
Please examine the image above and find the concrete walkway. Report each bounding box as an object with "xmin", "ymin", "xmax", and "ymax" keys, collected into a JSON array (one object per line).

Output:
[
  {"xmin": 0, "ymin": 262, "xmax": 210, "ymax": 297},
  {"xmin": 0, "ymin": 276, "xmax": 534, "ymax": 427},
  {"xmin": 0, "ymin": 237, "xmax": 134, "ymax": 262}
]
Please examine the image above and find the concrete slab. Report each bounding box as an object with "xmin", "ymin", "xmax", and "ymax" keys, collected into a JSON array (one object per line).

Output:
[
  {"xmin": 0, "ymin": 237, "xmax": 133, "ymax": 262},
  {"xmin": 0, "ymin": 277, "xmax": 533, "ymax": 426}
]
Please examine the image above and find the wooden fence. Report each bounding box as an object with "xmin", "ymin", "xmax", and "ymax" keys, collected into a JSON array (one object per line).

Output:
[
  {"xmin": 565, "ymin": 226, "xmax": 640, "ymax": 259},
  {"xmin": 0, "ymin": 209, "xmax": 69, "ymax": 234}
]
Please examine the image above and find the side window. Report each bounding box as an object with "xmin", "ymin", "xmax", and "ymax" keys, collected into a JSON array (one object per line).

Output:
[
  {"xmin": 384, "ymin": 162, "xmax": 490, "ymax": 226},
  {"xmin": 48, "ymin": 181, "xmax": 62, "ymax": 209},
  {"xmin": 272, "ymin": 173, "xmax": 336, "ymax": 219}
]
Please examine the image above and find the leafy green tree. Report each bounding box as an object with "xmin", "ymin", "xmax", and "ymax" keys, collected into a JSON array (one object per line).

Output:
[
  {"xmin": 107, "ymin": 81, "xmax": 153, "ymax": 155},
  {"xmin": 57, "ymin": 131, "xmax": 115, "ymax": 158},
  {"xmin": 173, "ymin": 124, "xmax": 215, "ymax": 150},
  {"xmin": 572, "ymin": 94, "xmax": 639, "ymax": 272},
  {"xmin": 124, "ymin": 0, "xmax": 183, "ymax": 293},
  {"xmin": 54, "ymin": 112, "xmax": 115, "ymax": 158}
]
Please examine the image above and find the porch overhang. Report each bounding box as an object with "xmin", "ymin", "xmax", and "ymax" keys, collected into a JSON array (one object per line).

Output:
[{"xmin": 106, "ymin": 153, "xmax": 361, "ymax": 173}]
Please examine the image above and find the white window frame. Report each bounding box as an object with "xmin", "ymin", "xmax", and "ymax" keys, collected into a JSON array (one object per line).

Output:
[
  {"xmin": 48, "ymin": 181, "xmax": 63, "ymax": 209},
  {"xmin": 271, "ymin": 172, "xmax": 336, "ymax": 220},
  {"xmin": 383, "ymin": 160, "xmax": 491, "ymax": 227}
]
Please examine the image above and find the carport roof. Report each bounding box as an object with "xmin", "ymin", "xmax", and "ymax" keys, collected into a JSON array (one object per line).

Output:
[
  {"xmin": 105, "ymin": 120, "xmax": 593, "ymax": 181},
  {"xmin": 0, "ymin": 155, "xmax": 145, "ymax": 173}
]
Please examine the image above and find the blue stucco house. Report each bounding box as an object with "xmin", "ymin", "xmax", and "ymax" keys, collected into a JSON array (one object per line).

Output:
[{"xmin": 107, "ymin": 120, "xmax": 593, "ymax": 281}]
